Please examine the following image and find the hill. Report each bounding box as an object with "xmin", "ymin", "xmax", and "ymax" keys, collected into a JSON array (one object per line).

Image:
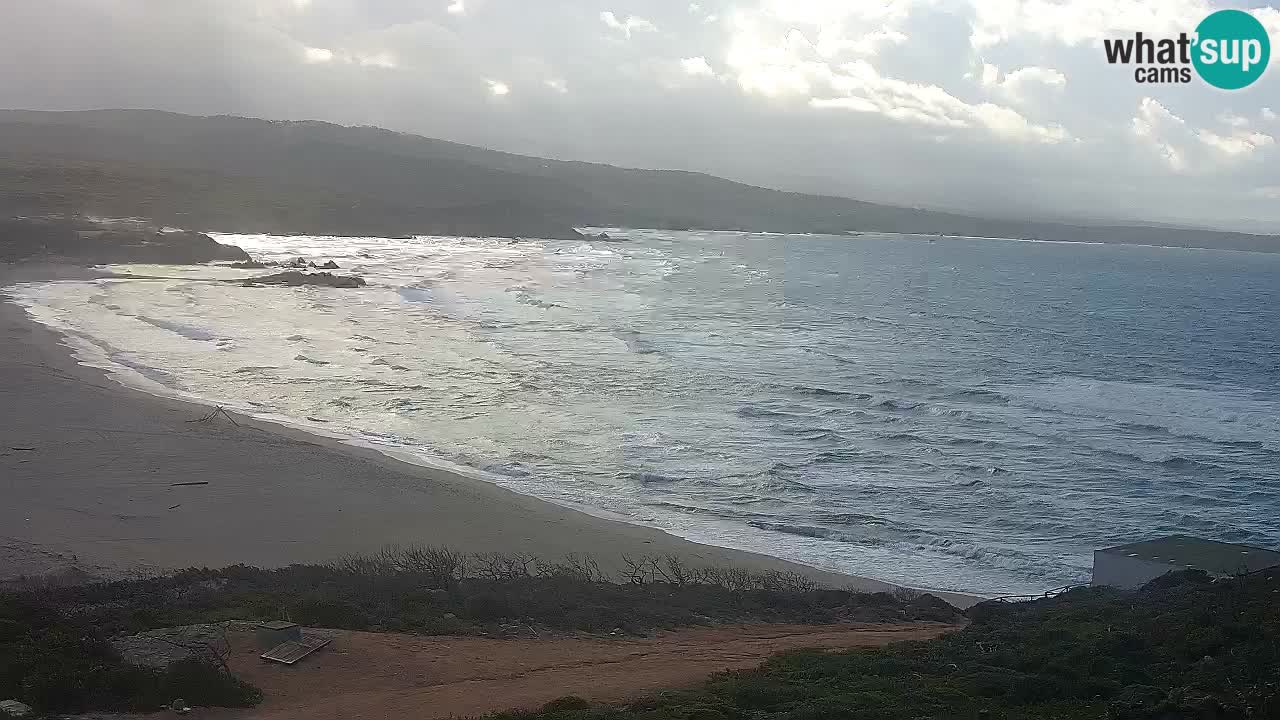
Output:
[{"xmin": 0, "ymin": 109, "xmax": 1276, "ymax": 251}]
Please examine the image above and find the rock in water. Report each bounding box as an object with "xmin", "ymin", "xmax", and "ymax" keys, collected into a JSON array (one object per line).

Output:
[{"xmin": 242, "ymin": 271, "xmax": 366, "ymax": 288}]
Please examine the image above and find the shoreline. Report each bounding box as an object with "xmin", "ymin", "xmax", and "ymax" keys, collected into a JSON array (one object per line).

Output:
[{"xmin": 0, "ymin": 261, "xmax": 981, "ymax": 608}]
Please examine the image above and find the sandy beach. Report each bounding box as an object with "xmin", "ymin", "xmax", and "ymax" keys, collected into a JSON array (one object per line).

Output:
[{"xmin": 0, "ymin": 263, "xmax": 977, "ymax": 607}]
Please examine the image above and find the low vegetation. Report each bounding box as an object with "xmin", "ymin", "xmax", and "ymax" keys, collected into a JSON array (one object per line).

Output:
[
  {"xmin": 0, "ymin": 592, "xmax": 260, "ymax": 713},
  {"xmin": 488, "ymin": 569, "xmax": 1280, "ymax": 720},
  {"xmin": 0, "ymin": 546, "xmax": 957, "ymax": 712},
  {"xmin": 18, "ymin": 549, "xmax": 1274, "ymax": 718}
]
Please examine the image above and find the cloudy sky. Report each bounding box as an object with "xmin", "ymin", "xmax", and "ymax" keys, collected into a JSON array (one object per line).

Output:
[{"xmin": 3, "ymin": 0, "xmax": 1279, "ymax": 230}]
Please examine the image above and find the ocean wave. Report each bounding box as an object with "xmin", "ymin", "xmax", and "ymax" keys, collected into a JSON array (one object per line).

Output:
[
  {"xmin": 1007, "ymin": 377, "xmax": 1280, "ymax": 451},
  {"xmin": 811, "ymin": 511, "xmax": 894, "ymax": 527},
  {"xmin": 945, "ymin": 388, "xmax": 1011, "ymax": 404},
  {"xmin": 875, "ymin": 431, "xmax": 1003, "ymax": 448},
  {"xmin": 397, "ymin": 286, "xmax": 433, "ymax": 303},
  {"xmin": 747, "ymin": 520, "xmax": 867, "ymax": 544},
  {"xmin": 922, "ymin": 405, "xmax": 974, "ymax": 419},
  {"xmin": 777, "ymin": 427, "xmax": 847, "ymax": 442},
  {"xmin": 624, "ymin": 471, "xmax": 681, "ymax": 485},
  {"xmin": 791, "ymin": 384, "xmax": 873, "ymax": 400},
  {"xmin": 233, "ymin": 365, "xmax": 279, "ymax": 374},
  {"xmin": 872, "ymin": 398, "xmax": 920, "ymax": 411},
  {"xmin": 735, "ymin": 404, "xmax": 808, "ymax": 419},
  {"xmin": 135, "ymin": 316, "xmax": 220, "ymax": 342},
  {"xmin": 615, "ymin": 330, "xmax": 660, "ymax": 355},
  {"xmin": 15, "ymin": 230, "xmax": 1278, "ymax": 598}
]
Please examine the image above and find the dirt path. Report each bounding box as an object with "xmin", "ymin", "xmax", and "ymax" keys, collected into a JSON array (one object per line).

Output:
[{"xmin": 197, "ymin": 623, "xmax": 956, "ymax": 720}]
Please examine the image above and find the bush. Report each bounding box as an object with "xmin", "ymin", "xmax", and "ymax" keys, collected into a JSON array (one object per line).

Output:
[
  {"xmin": 541, "ymin": 696, "xmax": 591, "ymax": 712},
  {"xmin": 482, "ymin": 569, "xmax": 1280, "ymax": 720},
  {"xmin": 0, "ymin": 593, "xmax": 261, "ymax": 712},
  {"xmin": 161, "ymin": 658, "xmax": 262, "ymax": 708},
  {"xmin": 1, "ymin": 546, "xmax": 965, "ymax": 713}
]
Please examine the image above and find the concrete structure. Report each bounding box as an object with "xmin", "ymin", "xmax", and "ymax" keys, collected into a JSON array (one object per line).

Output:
[
  {"xmin": 1092, "ymin": 535, "xmax": 1280, "ymax": 589},
  {"xmin": 255, "ymin": 620, "xmax": 302, "ymax": 649}
]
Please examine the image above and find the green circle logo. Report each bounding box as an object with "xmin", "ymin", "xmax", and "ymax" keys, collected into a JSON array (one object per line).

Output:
[{"xmin": 1192, "ymin": 9, "xmax": 1271, "ymax": 90}]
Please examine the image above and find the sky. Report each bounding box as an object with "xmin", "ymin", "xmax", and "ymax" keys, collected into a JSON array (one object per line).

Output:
[{"xmin": 2, "ymin": 0, "xmax": 1279, "ymax": 231}]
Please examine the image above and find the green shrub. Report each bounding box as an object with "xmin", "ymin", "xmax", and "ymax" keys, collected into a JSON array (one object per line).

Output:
[
  {"xmin": 3, "ymin": 547, "xmax": 962, "ymax": 713},
  {"xmin": 542, "ymin": 696, "xmax": 591, "ymax": 712},
  {"xmin": 0, "ymin": 593, "xmax": 261, "ymax": 712},
  {"xmin": 479, "ymin": 569, "xmax": 1280, "ymax": 720}
]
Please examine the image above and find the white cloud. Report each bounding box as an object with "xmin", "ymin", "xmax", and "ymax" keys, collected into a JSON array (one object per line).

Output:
[
  {"xmin": 446, "ymin": 0, "xmax": 465, "ymax": 15},
  {"xmin": 810, "ymin": 60, "xmax": 1070, "ymax": 143},
  {"xmin": 725, "ymin": 12, "xmax": 1067, "ymax": 144},
  {"xmin": 980, "ymin": 63, "xmax": 999, "ymax": 87},
  {"xmin": 303, "ymin": 46, "xmax": 334, "ymax": 63},
  {"xmin": 979, "ymin": 63, "xmax": 1067, "ymax": 103},
  {"xmin": 1132, "ymin": 97, "xmax": 1188, "ymax": 171},
  {"xmin": 1199, "ymin": 129, "xmax": 1275, "ymax": 156},
  {"xmin": 1254, "ymin": 8, "xmax": 1280, "ymax": 65},
  {"xmin": 487, "ymin": 79, "xmax": 510, "ymax": 96},
  {"xmin": 357, "ymin": 52, "xmax": 397, "ymax": 69},
  {"xmin": 1253, "ymin": 186, "xmax": 1280, "ymax": 199},
  {"xmin": 1132, "ymin": 97, "xmax": 1275, "ymax": 171},
  {"xmin": 600, "ymin": 11, "xmax": 657, "ymax": 38},
  {"xmin": 966, "ymin": 0, "xmax": 1279, "ymax": 70},
  {"xmin": 845, "ymin": 29, "xmax": 908, "ymax": 56},
  {"xmin": 1263, "ymin": 108, "xmax": 1278, "ymax": 122},
  {"xmin": 302, "ymin": 46, "xmax": 395, "ymax": 69},
  {"xmin": 969, "ymin": 0, "xmax": 1209, "ymax": 49},
  {"xmin": 1219, "ymin": 112, "xmax": 1250, "ymax": 128},
  {"xmin": 545, "ymin": 78, "xmax": 568, "ymax": 93},
  {"xmin": 809, "ymin": 96, "xmax": 879, "ymax": 113},
  {"xmin": 680, "ymin": 56, "xmax": 715, "ymax": 76}
]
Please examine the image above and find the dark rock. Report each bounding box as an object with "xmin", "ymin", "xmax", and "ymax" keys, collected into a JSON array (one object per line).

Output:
[
  {"xmin": 243, "ymin": 271, "xmax": 366, "ymax": 288},
  {"xmin": 317, "ymin": 260, "xmax": 340, "ymax": 269},
  {"xmin": 227, "ymin": 260, "xmax": 268, "ymax": 269},
  {"xmin": 0, "ymin": 217, "xmax": 250, "ymax": 264}
]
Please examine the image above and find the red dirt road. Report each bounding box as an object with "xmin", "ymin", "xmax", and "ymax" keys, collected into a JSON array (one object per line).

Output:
[{"xmin": 197, "ymin": 623, "xmax": 957, "ymax": 720}]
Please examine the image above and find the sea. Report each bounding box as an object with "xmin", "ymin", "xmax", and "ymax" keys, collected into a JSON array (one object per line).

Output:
[{"xmin": 9, "ymin": 229, "xmax": 1280, "ymax": 596}]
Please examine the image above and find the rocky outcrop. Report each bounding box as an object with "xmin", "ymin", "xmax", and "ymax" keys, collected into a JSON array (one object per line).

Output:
[
  {"xmin": 242, "ymin": 271, "xmax": 366, "ymax": 288},
  {"xmin": 0, "ymin": 217, "xmax": 250, "ymax": 264}
]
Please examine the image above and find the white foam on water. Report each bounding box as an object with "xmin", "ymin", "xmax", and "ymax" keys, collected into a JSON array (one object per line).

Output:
[
  {"xmin": 8, "ymin": 230, "xmax": 1279, "ymax": 596},
  {"xmin": 1008, "ymin": 377, "xmax": 1280, "ymax": 451}
]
